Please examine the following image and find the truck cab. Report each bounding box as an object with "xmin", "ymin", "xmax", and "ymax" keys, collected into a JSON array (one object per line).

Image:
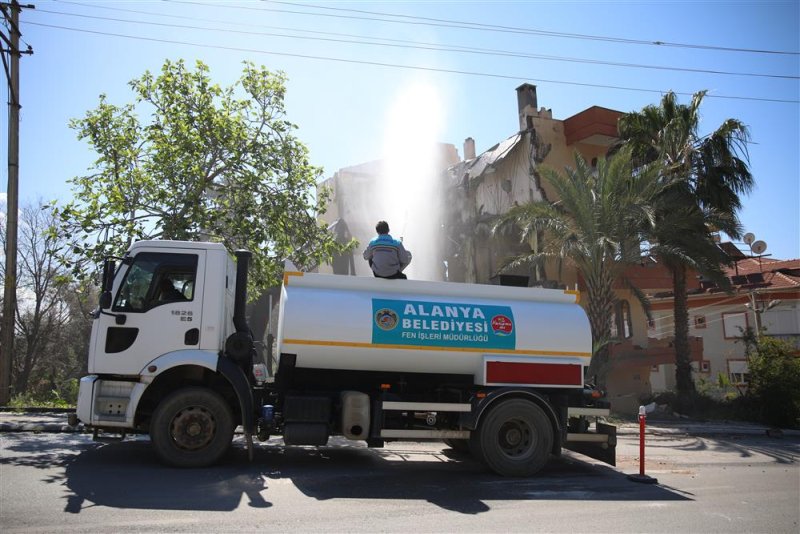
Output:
[
  {"xmin": 77, "ymin": 241, "xmax": 255, "ymax": 465},
  {"xmin": 88, "ymin": 241, "xmax": 235, "ymax": 376}
]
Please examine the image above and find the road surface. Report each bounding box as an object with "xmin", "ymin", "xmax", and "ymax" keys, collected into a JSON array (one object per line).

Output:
[{"xmin": 1, "ymin": 420, "xmax": 798, "ymax": 532}]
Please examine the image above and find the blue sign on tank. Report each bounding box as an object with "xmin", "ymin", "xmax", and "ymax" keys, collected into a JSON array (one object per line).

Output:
[{"xmin": 372, "ymin": 298, "xmax": 516, "ymax": 350}]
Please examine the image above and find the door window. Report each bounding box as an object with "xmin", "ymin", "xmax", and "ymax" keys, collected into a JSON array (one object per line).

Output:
[{"xmin": 113, "ymin": 252, "xmax": 198, "ymax": 313}]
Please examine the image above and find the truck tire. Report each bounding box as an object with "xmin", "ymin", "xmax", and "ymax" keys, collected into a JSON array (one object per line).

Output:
[
  {"xmin": 150, "ymin": 387, "xmax": 234, "ymax": 468},
  {"xmin": 472, "ymin": 398, "xmax": 553, "ymax": 477}
]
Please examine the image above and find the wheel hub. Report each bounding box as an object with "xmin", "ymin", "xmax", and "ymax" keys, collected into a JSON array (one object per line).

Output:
[
  {"xmin": 498, "ymin": 419, "xmax": 533, "ymax": 457},
  {"xmin": 170, "ymin": 406, "xmax": 216, "ymax": 451},
  {"xmin": 504, "ymin": 427, "xmax": 522, "ymax": 447}
]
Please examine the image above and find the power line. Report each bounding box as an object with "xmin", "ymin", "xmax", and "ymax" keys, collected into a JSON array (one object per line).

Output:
[
  {"xmin": 267, "ymin": 1, "xmax": 800, "ymax": 56},
  {"xmin": 268, "ymin": 0, "xmax": 800, "ymax": 56},
  {"xmin": 167, "ymin": 0, "xmax": 799, "ymax": 56},
  {"xmin": 36, "ymin": 5, "xmax": 800, "ymax": 80},
  {"xmin": 27, "ymin": 21, "xmax": 800, "ymax": 105}
]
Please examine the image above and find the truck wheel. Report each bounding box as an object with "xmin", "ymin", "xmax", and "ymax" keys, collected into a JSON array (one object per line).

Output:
[
  {"xmin": 150, "ymin": 387, "xmax": 234, "ymax": 468},
  {"xmin": 473, "ymin": 399, "xmax": 553, "ymax": 477}
]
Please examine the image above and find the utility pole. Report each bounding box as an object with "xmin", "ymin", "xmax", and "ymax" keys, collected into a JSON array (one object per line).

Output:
[{"xmin": 0, "ymin": 0, "xmax": 34, "ymax": 405}]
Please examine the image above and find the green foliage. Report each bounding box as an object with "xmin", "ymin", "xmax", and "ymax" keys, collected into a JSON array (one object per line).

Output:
[
  {"xmin": 696, "ymin": 372, "xmax": 741, "ymax": 401},
  {"xmin": 746, "ymin": 337, "xmax": 800, "ymax": 428},
  {"xmin": 8, "ymin": 381, "xmax": 77, "ymax": 409},
  {"xmin": 54, "ymin": 59, "xmax": 352, "ymax": 292}
]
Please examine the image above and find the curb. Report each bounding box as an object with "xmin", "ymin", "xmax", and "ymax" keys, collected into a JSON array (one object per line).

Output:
[
  {"xmin": 0, "ymin": 423, "xmax": 84, "ymax": 433},
  {"xmin": 0, "ymin": 410, "xmax": 82, "ymax": 434},
  {"xmin": 0, "ymin": 407, "xmax": 76, "ymax": 413}
]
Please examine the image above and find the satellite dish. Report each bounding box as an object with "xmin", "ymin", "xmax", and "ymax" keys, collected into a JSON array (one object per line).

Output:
[
  {"xmin": 743, "ymin": 233, "xmax": 755, "ymax": 245},
  {"xmin": 751, "ymin": 240, "xmax": 768, "ymax": 255}
]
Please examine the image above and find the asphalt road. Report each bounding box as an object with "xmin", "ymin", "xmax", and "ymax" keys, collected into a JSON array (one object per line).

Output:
[{"xmin": 1, "ymin": 423, "xmax": 798, "ymax": 533}]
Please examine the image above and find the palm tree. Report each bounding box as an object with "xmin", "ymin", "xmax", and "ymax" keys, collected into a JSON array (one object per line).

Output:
[
  {"xmin": 493, "ymin": 148, "xmax": 663, "ymax": 387},
  {"xmin": 617, "ymin": 90, "xmax": 753, "ymax": 396},
  {"xmin": 645, "ymin": 201, "xmax": 735, "ymax": 395}
]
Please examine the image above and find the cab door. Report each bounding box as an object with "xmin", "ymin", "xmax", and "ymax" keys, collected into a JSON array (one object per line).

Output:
[{"xmin": 91, "ymin": 249, "xmax": 206, "ymax": 375}]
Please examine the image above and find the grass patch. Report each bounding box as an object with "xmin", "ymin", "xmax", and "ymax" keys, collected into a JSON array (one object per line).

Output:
[{"xmin": 7, "ymin": 392, "xmax": 76, "ymax": 410}]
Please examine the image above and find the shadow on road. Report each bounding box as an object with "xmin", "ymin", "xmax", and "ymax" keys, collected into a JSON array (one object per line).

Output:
[
  {"xmin": 1, "ymin": 434, "xmax": 691, "ymax": 515},
  {"xmin": 632, "ymin": 434, "xmax": 799, "ymax": 464},
  {"xmin": 1, "ymin": 435, "xmax": 269, "ymax": 513},
  {"xmin": 251, "ymin": 441, "xmax": 691, "ymax": 514}
]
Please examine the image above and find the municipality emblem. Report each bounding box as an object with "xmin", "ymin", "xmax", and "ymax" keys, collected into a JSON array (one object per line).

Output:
[{"xmin": 375, "ymin": 308, "xmax": 399, "ymax": 331}]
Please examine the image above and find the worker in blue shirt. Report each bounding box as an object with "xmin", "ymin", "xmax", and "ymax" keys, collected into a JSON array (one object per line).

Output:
[{"xmin": 363, "ymin": 221, "xmax": 412, "ymax": 279}]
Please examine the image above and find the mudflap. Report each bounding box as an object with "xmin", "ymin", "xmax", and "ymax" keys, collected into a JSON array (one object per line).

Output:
[{"xmin": 564, "ymin": 421, "xmax": 617, "ymax": 466}]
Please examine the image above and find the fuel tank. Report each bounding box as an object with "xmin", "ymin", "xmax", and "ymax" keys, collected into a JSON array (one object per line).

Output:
[{"xmin": 277, "ymin": 272, "xmax": 592, "ymax": 386}]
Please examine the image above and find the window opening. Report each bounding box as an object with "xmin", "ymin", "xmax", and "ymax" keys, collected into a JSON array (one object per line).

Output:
[{"xmin": 113, "ymin": 252, "xmax": 198, "ymax": 312}]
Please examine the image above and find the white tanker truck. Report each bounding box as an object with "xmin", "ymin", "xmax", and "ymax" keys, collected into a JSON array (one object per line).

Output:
[{"xmin": 75, "ymin": 240, "xmax": 615, "ymax": 477}]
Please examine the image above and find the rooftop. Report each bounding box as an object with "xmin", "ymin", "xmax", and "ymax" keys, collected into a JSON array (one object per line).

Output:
[{"xmin": 724, "ymin": 257, "xmax": 800, "ymax": 291}]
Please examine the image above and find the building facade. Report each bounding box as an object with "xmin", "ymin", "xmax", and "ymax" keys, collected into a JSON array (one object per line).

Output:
[{"xmin": 648, "ymin": 255, "xmax": 800, "ymax": 393}]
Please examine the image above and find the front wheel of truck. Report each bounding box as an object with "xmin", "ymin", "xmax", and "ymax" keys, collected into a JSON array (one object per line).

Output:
[{"xmin": 150, "ymin": 387, "xmax": 234, "ymax": 467}]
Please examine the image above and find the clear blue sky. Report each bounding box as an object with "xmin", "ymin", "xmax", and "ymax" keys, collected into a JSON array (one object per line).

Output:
[{"xmin": 2, "ymin": 0, "xmax": 799, "ymax": 259}]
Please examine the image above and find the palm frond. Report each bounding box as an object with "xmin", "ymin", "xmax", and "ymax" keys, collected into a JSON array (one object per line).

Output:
[{"xmin": 495, "ymin": 250, "xmax": 557, "ymax": 274}]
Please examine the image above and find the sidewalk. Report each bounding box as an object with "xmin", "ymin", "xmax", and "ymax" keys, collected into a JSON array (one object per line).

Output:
[
  {"xmin": 615, "ymin": 418, "xmax": 800, "ymax": 438},
  {"xmin": 2, "ymin": 410, "xmax": 799, "ymax": 437}
]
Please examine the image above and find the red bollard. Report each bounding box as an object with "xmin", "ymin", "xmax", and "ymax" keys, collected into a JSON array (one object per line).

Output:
[
  {"xmin": 639, "ymin": 406, "xmax": 646, "ymax": 476},
  {"xmin": 628, "ymin": 405, "xmax": 658, "ymax": 484}
]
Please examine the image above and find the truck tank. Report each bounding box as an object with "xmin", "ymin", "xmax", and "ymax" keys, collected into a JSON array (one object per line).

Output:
[{"xmin": 277, "ymin": 272, "xmax": 592, "ymax": 388}]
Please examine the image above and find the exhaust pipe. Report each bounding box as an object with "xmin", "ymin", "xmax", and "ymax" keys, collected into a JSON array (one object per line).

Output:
[
  {"xmin": 226, "ymin": 250, "xmax": 253, "ymax": 363},
  {"xmin": 233, "ymin": 250, "xmax": 252, "ymax": 334}
]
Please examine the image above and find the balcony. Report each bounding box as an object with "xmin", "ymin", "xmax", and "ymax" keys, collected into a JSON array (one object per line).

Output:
[{"xmin": 563, "ymin": 106, "xmax": 623, "ymax": 147}]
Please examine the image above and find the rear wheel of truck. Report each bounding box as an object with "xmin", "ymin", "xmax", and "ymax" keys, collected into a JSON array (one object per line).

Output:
[
  {"xmin": 150, "ymin": 387, "xmax": 234, "ymax": 467},
  {"xmin": 473, "ymin": 398, "xmax": 553, "ymax": 477}
]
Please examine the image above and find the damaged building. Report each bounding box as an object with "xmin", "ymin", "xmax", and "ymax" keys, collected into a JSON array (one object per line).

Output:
[{"xmin": 442, "ymin": 83, "xmax": 621, "ymax": 287}]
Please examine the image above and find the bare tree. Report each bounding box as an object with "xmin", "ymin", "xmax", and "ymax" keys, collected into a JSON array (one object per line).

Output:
[{"xmin": 0, "ymin": 201, "xmax": 92, "ymax": 400}]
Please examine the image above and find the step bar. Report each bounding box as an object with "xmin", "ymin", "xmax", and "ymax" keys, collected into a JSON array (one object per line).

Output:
[
  {"xmin": 380, "ymin": 429, "xmax": 470, "ymax": 439},
  {"xmin": 382, "ymin": 401, "xmax": 472, "ymax": 412}
]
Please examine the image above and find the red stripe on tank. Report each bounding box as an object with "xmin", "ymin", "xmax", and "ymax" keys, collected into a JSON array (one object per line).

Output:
[{"xmin": 486, "ymin": 361, "xmax": 582, "ymax": 386}]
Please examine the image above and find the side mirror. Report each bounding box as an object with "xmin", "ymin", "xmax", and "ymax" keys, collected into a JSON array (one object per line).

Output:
[
  {"xmin": 99, "ymin": 291, "xmax": 112, "ymax": 310},
  {"xmin": 102, "ymin": 260, "xmax": 116, "ymax": 291},
  {"xmin": 99, "ymin": 259, "xmax": 117, "ymax": 310}
]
